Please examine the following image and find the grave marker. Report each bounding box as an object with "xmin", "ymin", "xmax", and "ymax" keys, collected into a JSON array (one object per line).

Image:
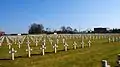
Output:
[
  {"xmin": 101, "ymin": 60, "xmax": 110, "ymax": 67},
  {"xmin": 88, "ymin": 40, "xmax": 91, "ymax": 47},
  {"xmin": 116, "ymin": 37, "xmax": 118, "ymax": 42},
  {"xmin": 26, "ymin": 40, "xmax": 30, "ymax": 47},
  {"xmin": 9, "ymin": 48, "xmax": 17, "ymax": 60},
  {"xmin": 81, "ymin": 40, "xmax": 85, "ymax": 48},
  {"xmin": 64, "ymin": 42, "xmax": 68, "ymax": 51},
  {"xmin": 56, "ymin": 39, "xmax": 59, "ymax": 44},
  {"xmin": 108, "ymin": 38, "xmax": 111, "ymax": 43},
  {"xmin": 18, "ymin": 41, "xmax": 21, "ymax": 48},
  {"xmin": 40, "ymin": 44, "xmax": 46, "ymax": 55},
  {"xmin": 50, "ymin": 40, "xmax": 53, "ymax": 45},
  {"xmin": 26, "ymin": 46, "xmax": 32, "ymax": 57},
  {"xmin": 8, "ymin": 43, "xmax": 12, "ymax": 49},
  {"xmin": 112, "ymin": 37, "xmax": 115, "ymax": 42},
  {"xmin": 53, "ymin": 43, "xmax": 58, "ymax": 53},
  {"xmin": 63, "ymin": 38, "xmax": 65, "ymax": 44},
  {"xmin": 117, "ymin": 54, "xmax": 120, "ymax": 67},
  {"xmin": 35, "ymin": 40, "xmax": 38, "ymax": 46},
  {"xmin": 73, "ymin": 41, "xmax": 77, "ymax": 49}
]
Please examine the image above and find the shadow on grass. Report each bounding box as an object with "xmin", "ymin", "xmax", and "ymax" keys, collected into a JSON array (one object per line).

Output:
[
  {"xmin": 0, "ymin": 58, "xmax": 10, "ymax": 60},
  {"xmin": 15, "ymin": 55, "xmax": 28, "ymax": 58},
  {"xmin": 31, "ymin": 53, "xmax": 41, "ymax": 56}
]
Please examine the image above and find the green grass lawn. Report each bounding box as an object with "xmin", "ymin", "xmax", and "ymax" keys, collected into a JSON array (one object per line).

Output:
[{"xmin": 0, "ymin": 35, "xmax": 120, "ymax": 67}]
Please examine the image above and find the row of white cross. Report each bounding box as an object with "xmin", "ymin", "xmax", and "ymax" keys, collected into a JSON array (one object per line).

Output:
[
  {"xmin": 1, "ymin": 34, "xmax": 117, "ymax": 47},
  {"xmin": 108, "ymin": 37, "xmax": 120, "ymax": 43},
  {"xmin": 8, "ymin": 39, "xmax": 92, "ymax": 60},
  {"xmin": 0, "ymin": 36, "xmax": 5, "ymax": 47},
  {"xmin": 0, "ymin": 35, "xmax": 119, "ymax": 49},
  {"xmin": 0, "ymin": 34, "xmax": 120, "ymax": 61}
]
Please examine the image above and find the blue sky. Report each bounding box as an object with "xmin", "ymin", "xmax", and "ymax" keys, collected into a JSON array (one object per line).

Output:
[{"xmin": 0, "ymin": 0, "xmax": 120, "ymax": 33}]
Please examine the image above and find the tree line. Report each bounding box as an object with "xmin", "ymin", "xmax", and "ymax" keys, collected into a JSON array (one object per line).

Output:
[
  {"xmin": 28, "ymin": 23, "xmax": 120, "ymax": 34},
  {"xmin": 28, "ymin": 23, "xmax": 79, "ymax": 34}
]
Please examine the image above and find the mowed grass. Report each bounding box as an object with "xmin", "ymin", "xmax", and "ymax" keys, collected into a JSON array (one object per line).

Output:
[{"xmin": 0, "ymin": 36, "xmax": 120, "ymax": 67}]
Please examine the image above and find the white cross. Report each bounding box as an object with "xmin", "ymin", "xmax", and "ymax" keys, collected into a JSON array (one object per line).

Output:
[
  {"xmin": 53, "ymin": 44, "xmax": 58, "ymax": 53},
  {"xmin": 9, "ymin": 48, "xmax": 17, "ymax": 60},
  {"xmin": 112, "ymin": 37, "xmax": 115, "ymax": 42},
  {"xmin": 108, "ymin": 38, "xmax": 111, "ymax": 43},
  {"xmin": 63, "ymin": 38, "xmax": 65, "ymax": 44},
  {"xmin": 8, "ymin": 43, "xmax": 12, "ymax": 49},
  {"xmin": 117, "ymin": 54, "xmax": 120, "ymax": 67},
  {"xmin": 50, "ymin": 40, "xmax": 53, "ymax": 45},
  {"xmin": 35, "ymin": 40, "xmax": 38, "ymax": 46},
  {"xmin": 81, "ymin": 40, "xmax": 84, "ymax": 48},
  {"xmin": 18, "ymin": 41, "xmax": 22, "ymax": 48},
  {"xmin": 26, "ymin": 46, "xmax": 32, "ymax": 57},
  {"xmin": 14, "ymin": 38, "xmax": 17, "ymax": 44},
  {"xmin": 43, "ymin": 39, "xmax": 46, "ymax": 43},
  {"xmin": 26, "ymin": 40, "xmax": 30, "ymax": 47},
  {"xmin": 64, "ymin": 42, "xmax": 68, "ymax": 51},
  {"xmin": 116, "ymin": 37, "xmax": 118, "ymax": 42},
  {"xmin": 101, "ymin": 60, "xmax": 110, "ymax": 67},
  {"xmin": 88, "ymin": 40, "xmax": 91, "ymax": 47},
  {"xmin": 42, "ymin": 39, "xmax": 46, "ymax": 46},
  {"xmin": 56, "ymin": 39, "xmax": 59, "ymax": 44},
  {"xmin": 40, "ymin": 44, "xmax": 46, "ymax": 55},
  {"xmin": 73, "ymin": 41, "xmax": 77, "ymax": 49}
]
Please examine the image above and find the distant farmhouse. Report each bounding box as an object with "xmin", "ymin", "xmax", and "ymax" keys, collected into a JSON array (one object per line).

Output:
[{"xmin": 94, "ymin": 28, "xmax": 107, "ymax": 33}]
